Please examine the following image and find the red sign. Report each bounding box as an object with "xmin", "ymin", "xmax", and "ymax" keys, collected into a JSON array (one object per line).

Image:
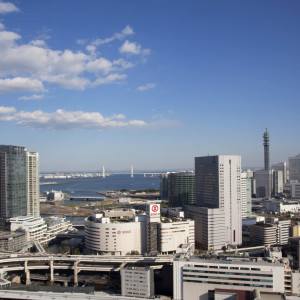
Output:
[{"xmin": 152, "ymin": 205, "xmax": 159, "ymax": 212}]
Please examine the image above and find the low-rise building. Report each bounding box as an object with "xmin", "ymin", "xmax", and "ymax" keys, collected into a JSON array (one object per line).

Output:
[
  {"xmin": 0, "ymin": 231, "xmax": 26, "ymax": 252},
  {"xmin": 173, "ymin": 256, "xmax": 286, "ymax": 300},
  {"xmin": 121, "ymin": 266, "xmax": 154, "ymax": 298},
  {"xmin": 85, "ymin": 214, "xmax": 146, "ymax": 255},
  {"xmin": 10, "ymin": 216, "xmax": 47, "ymax": 243},
  {"xmin": 249, "ymin": 219, "xmax": 291, "ymax": 246},
  {"xmin": 159, "ymin": 219, "xmax": 194, "ymax": 254},
  {"xmin": 264, "ymin": 199, "xmax": 300, "ymax": 214}
]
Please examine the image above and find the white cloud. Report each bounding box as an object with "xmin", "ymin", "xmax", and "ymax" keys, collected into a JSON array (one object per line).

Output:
[
  {"xmin": 0, "ymin": 24, "xmax": 149, "ymax": 93},
  {"xmin": 0, "ymin": 106, "xmax": 16, "ymax": 120},
  {"xmin": 0, "ymin": 77, "xmax": 45, "ymax": 93},
  {"xmin": 92, "ymin": 73, "xmax": 127, "ymax": 86},
  {"xmin": 0, "ymin": 22, "xmax": 5, "ymax": 30},
  {"xmin": 137, "ymin": 83, "xmax": 156, "ymax": 91},
  {"xmin": 0, "ymin": 1, "xmax": 19, "ymax": 14},
  {"xmin": 18, "ymin": 94, "xmax": 45, "ymax": 101},
  {"xmin": 92, "ymin": 25, "xmax": 134, "ymax": 46},
  {"xmin": 0, "ymin": 106, "xmax": 147, "ymax": 130},
  {"xmin": 120, "ymin": 40, "xmax": 141, "ymax": 54}
]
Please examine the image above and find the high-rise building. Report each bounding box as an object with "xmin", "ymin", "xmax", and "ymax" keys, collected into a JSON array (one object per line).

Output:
[
  {"xmin": 0, "ymin": 145, "xmax": 39, "ymax": 229},
  {"xmin": 272, "ymin": 162, "xmax": 287, "ymax": 184},
  {"xmin": 194, "ymin": 155, "xmax": 242, "ymax": 247},
  {"xmin": 272, "ymin": 170, "xmax": 283, "ymax": 196},
  {"xmin": 254, "ymin": 169, "xmax": 273, "ymax": 198},
  {"xmin": 167, "ymin": 172, "xmax": 195, "ymax": 207},
  {"xmin": 241, "ymin": 172, "xmax": 252, "ymax": 218},
  {"xmin": 263, "ymin": 129, "xmax": 270, "ymax": 170},
  {"xmin": 289, "ymin": 154, "xmax": 300, "ymax": 183}
]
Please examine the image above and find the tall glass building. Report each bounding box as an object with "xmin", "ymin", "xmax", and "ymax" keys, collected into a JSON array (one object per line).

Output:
[
  {"xmin": 167, "ymin": 172, "xmax": 195, "ymax": 208},
  {"xmin": 0, "ymin": 145, "xmax": 39, "ymax": 229}
]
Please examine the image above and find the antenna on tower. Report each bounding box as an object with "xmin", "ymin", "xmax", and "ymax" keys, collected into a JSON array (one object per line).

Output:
[{"xmin": 131, "ymin": 165, "xmax": 134, "ymax": 178}]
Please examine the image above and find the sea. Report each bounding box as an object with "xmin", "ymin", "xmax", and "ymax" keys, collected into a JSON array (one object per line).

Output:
[
  {"xmin": 41, "ymin": 174, "xmax": 160, "ymax": 253},
  {"xmin": 40, "ymin": 174, "xmax": 160, "ymax": 205}
]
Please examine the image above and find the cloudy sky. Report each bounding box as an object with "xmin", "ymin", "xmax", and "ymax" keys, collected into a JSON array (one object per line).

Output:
[{"xmin": 0, "ymin": 0, "xmax": 299, "ymax": 172}]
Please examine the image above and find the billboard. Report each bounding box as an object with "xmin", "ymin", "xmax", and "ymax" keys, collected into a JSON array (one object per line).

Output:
[{"xmin": 147, "ymin": 204, "xmax": 160, "ymax": 218}]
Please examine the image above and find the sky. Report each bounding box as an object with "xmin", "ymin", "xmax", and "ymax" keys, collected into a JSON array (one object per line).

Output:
[{"xmin": 0, "ymin": 0, "xmax": 299, "ymax": 172}]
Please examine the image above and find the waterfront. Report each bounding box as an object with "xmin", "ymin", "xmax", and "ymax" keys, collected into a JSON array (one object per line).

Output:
[{"xmin": 40, "ymin": 174, "xmax": 160, "ymax": 204}]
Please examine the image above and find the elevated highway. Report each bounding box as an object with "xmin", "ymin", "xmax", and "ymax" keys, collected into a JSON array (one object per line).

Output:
[{"xmin": 0, "ymin": 254, "xmax": 174, "ymax": 286}]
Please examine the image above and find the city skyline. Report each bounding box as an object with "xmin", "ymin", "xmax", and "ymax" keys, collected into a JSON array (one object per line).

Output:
[{"xmin": 0, "ymin": 1, "xmax": 299, "ymax": 172}]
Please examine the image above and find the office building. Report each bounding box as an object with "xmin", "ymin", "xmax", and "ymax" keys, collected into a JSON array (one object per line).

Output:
[
  {"xmin": 289, "ymin": 154, "xmax": 300, "ymax": 183},
  {"xmin": 272, "ymin": 162, "xmax": 287, "ymax": 184},
  {"xmin": 263, "ymin": 199, "xmax": 300, "ymax": 214},
  {"xmin": 241, "ymin": 172, "xmax": 252, "ymax": 218},
  {"xmin": 167, "ymin": 172, "xmax": 195, "ymax": 207},
  {"xmin": 0, "ymin": 145, "xmax": 39, "ymax": 229},
  {"xmin": 0, "ymin": 231, "xmax": 26, "ymax": 252},
  {"xmin": 249, "ymin": 219, "xmax": 290, "ymax": 246},
  {"xmin": 159, "ymin": 219, "xmax": 194, "ymax": 254},
  {"xmin": 173, "ymin": 256, "xmax": 285, "ymax": 300},
  {"xmin": 185, "ymin": 206, "xmax": 225, "ymax": 250},
  {"xmin": 272, "ymin": 170, "xmax": 283, "ymax": 196},
  {"xmin": 121, "ymin": 266, "xmax": 154, "ymax": 298},
  {"xmin": 159, "ymin": 173, "xmax": 169, "ymax": 200},
  {"xmin": 254, "ymin": 169, "xmax": 273, "ymax": 198},
  {"xmin": 146, "ymin": 204, "xmax": 161, "ymax": 253},
  {"xmin": 194, "ymin": 155, "xmax": 242, "ymax": 246}
]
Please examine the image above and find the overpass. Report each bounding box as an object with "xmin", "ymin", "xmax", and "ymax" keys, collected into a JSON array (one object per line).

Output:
[{"xmin": 0, "ymin": 254, "xmax": 174, "ymax": 286}]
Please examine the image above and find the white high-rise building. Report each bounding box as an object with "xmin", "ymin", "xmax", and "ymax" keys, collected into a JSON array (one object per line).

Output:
[
  {"xmin": 241, "ymin": 172, "xmax": 252, "ymax": 218},
  {"xmin": 289, "ymin": 154, "xmax": 300, "ymax": 183},
  {"xmin": 26, "ymin": 151, "xmax": 39, "ymax": 217},
  {"xmin": 194, "ymin": 155, "xmax": 242, "ymax": 247}
]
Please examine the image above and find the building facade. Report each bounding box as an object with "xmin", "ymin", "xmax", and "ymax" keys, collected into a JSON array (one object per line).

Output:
[
  {"xmin": 272, "ymin": 162, "xmax": 287, "ymax": 184},
  {"xmin": 289, "ymin": 154, "xmax": 300, "ymax": 183},
  {"xmin": 0, "ymin": 145, "xmax": 39, "ymax": 229},
  {"xmin": 254, "ymin": 169, "xmax": 273, "ymax": 198},
  {"xmin": 159, "ymin": 219, "xmax": 194, "ymax": 254},
  {"xmin": 194, "ymin": 155, "xmax": 242, "ymax": 247},
  {"xmin": 121, "ymin": 266, "xmax": 154, "ymax": 298},
  {"xmin": 173, "ymin": 256, "xmax": 285, "ymax": 300},
  {"xmin": 85, "ymin": 214, "xmax": 146, "ymax": 255},
  {"xmin": 241, "ymin": 172, "xmax": 252, "ymax": 218},
  {"xmin": 167, "ymin": 172, "xmax": 195, "ymax": 207}
]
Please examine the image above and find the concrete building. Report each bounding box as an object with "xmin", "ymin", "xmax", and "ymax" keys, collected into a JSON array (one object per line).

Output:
[
  {"xmin": 285, "ymin": 180, "xmax": 300, "ymax": 198},
  {"xmin": 159, "ymin": 219, "xmax": 194, "ymax": 254},
  {"xmin": 241, "ymin": 172, "xmax": 252, "ymax": 218},
  {"xmin": 273, "ymin": 170, "xmax": 283, "ymax": 196},
  {"xmin": 0, "ymin": 231, "xmax": 26, "ymax": 252},
  {"xmin": 194, "ymin": 155, "xmax": 242, "ymax": 247},
  {"xmin": 263, "ymin": 129, "xmax": 270, "ymax": 171},
  {"xmin": 263, "ymin": 199, "xmax": 300, "ymax": 214},
  {"xmin": 289, "ymin": 154, "xmax": 300, "ymax": 183},
  {"xmin": 249, "ymin": 219, "xmax": 291, "ymax": 246},
  {"xmin": 292, "ymin": 224, "xmax": 300, "ymax": 237},
  {"xmin": 287, "ymin": 237, "xmax": 300, "ymax": 270},
  {"xmin": 185, "ymin": 206, "xmax": 225, "ymax": 250},
  {"xmin": 146, "ymin": 204, "xmax": 161, "ymax": 254},
  {"xmin": 121, "ymin": 266, "xmax": 154, "ymax": 298},
  {"xmin": 102, "ymin": 209, "xmax": 135, "ymax": 219},
  {"xmin": 0, "ymin": 146, "xmax": 40, "ymax": 229},
  {"xmin": 10, "ymin": 216, "xmax": 47, "ymax": 243},
  {"xmin": 272, "ymin": 162, "xmax": 287, "ymax": 184},
  {"xmin": 167, "ymin": 172, "xmax": 195, "ymax": 207},
  {"xmin": 254, "ymin": 169, "xmax": 273, "ymax": 198},
  {"xmin": 173, "ymin": 256, "xmax": 285, "ymax": 300},
  {"xmin": 43, "ymin": 190, "xmax": 64, "ymax": 202},
  {"xmin": 85, "ymin": 214, "xmax": 146, "ymax": 255}
]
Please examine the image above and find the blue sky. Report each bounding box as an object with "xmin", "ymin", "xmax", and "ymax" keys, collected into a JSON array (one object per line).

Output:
[{"xmin": 0, "ymin": 0, "xmax": 299, "ymax": 172}]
